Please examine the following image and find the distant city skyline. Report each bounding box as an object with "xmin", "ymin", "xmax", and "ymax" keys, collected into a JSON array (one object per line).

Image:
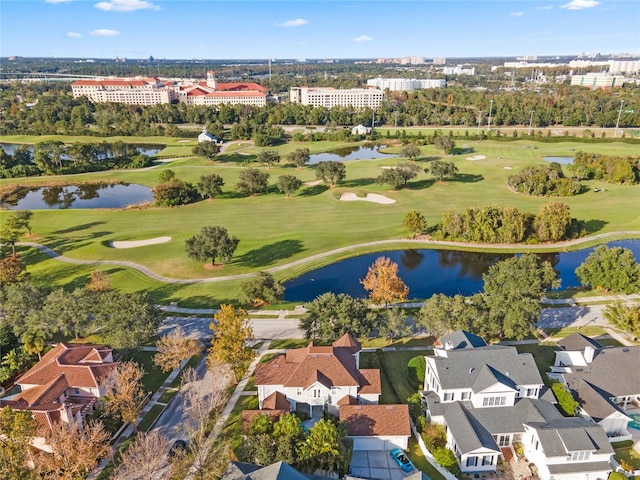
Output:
[{"xmin": 1, "ymin": 0, "xmax": 639, "ymax": 60}]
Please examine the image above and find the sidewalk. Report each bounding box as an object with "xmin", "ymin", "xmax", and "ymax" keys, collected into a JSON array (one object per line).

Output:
[
  {"xmin": 87, "ymin": 359, "xmax": 187, "ymax": 479},
  {"xmin": 184, "ymin": 341, "xmax": 272, "ymax": 480}
]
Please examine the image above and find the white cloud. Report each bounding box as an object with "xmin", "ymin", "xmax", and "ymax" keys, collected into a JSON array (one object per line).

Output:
[
  {"xmin": 352, "ymin": 35, "xmax": 373, "ymax": 43},
  {"xmin": 66, "ymin": 32, "xmax": 82, "ymax": 38},
  {"xmin": 510, "ymin": 11, "xmax": 524, "ymax": 17},
  {"xmin": 560, "ymin": 0, "xmax": 600, "ymax": 10},
  {"xmin": 90, "ymin": 29, "xmax": 121, "ymax": 36},
  {"xmin": 277, "ymin": 18, "xmax": 308, "ymax": 27},
  {"xmin": 94, "ymin": 0, "xmax": 160, "ymax": 12},
  {"xmin": 536, "ymin": 5, "xmax": 554, "ymax": 9}
]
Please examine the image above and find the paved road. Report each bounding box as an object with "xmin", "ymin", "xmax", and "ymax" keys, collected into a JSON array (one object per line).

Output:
[
  {"xmin": 159, "ymin": 316, "xmax": 305, "ymax": 341},
  {"xmin": 537, "ymin": 304, "xmax": 610, "ymax": 330}
]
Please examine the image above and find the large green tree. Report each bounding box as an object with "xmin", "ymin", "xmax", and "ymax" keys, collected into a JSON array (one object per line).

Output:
[
  {"xmin": 185, "ymin": 226, "xmax": 239, "ymax": 266},
  {"xmin": 256, "ymin": 150, "xmax": 281, "ymax": 168},
  {"xmin": 534, "ymin": 202, "xmax": 573, "ymax": 242},
  {"xmin": 208, "ymin": 304, "xmax": 255, "ymax": 383},
  {"xmin": 418, "ymin": 293, "xmax": 487, "ymax": 338},
  {"xmin": 286, "ymin": 147, "xmax": 310, "ymax": 168},
  {"xmin": 427, "ymin": 160, "xmax": 458, "ymax": 181},
  {"xmin": 196, "ymin": 173, "xmax": 224, "ymax": 199},
  {"xmin": 315, "ymin": 161, "xmax": 346, "ymax": 187},
  {"xmin": 299, "ymin": 292, "xmax": 375, "ymax": 342},
  {"xmin": 399, "ymin": 144, "xmax": 422, "ymax": 161},
  {"xmin": 276, "ymin": 175, "xmax": 303, "ymax": 197},
  {"xmin": 575, "ymin": 245, "xmax": 640, "ymax": 293},
  {"xmin": 240, "ymin": 272, "xmax": 285, "ymax": 306},
  {"xmin": 482, "ymin": 254, "xmax": 559, "ymax": 340},
  {"xmin": 402, "ymin": 210, "xmax": 427, "ymax": 238},
  {"xmin": 376, "ymin": 162, "xmax": 420, "ymax": 190},
  {"xmin": 236, "ymin": 167, "xmax": 270, "ymax": 195},
  {"xmin": 298, "ymin": 418, "xmax": 352, "ymax": 476},
  {"xmin": 603, "ymin": 302, "xmax": 640, "ymax": 339}
]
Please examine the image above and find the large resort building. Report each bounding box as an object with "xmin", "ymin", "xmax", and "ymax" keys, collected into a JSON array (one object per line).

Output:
[
  {"xmin": 289, "ymin": 86, "xmax": 384, "ymax": 109},
  {"xmin": 366, "ymin": 78, "xmax": 446, "ymax": 91},
  {"xmin": 71, "ymin": 71, "xmax": 268, "ymax": 106}
]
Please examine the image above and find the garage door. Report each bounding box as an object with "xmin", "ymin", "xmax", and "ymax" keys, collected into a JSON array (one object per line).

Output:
[{"xmin": 352, "ymin": 437, "xmax": 385, "ymax": 451}]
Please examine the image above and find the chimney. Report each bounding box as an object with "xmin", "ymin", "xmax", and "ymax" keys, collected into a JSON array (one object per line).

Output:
[
  {"xmin": 584, "ymin": 346, "xmax": 595, "ymax": 364},
  {"xmin": 445, "ymin": 341, "xmax": 454, "ymax": 350}
]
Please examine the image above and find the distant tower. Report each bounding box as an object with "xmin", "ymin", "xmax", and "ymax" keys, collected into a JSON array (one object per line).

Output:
[
  {"xmin": 324, "ymin": 70, "xmax": 328, "ymax": 80},
  {"xmin": 206, "ymin": 71, "xmax": 217, "ymax": 90}
]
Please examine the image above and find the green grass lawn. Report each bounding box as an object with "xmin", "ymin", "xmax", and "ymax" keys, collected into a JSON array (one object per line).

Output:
[
  {"xmin": 2, "ymin": 137, "xmax": 640, "ymax": 307},
  {"xmin": 515, "ymin": 343, "xmax": 558, "ymax": 381},
  {"xmin": 365, "ymin": 349, "xmax": 431, "ymax": 404},
  {"xmin": 614, "ymin": 445, "xmax": 640, "ymax": 471},
  {"xmin": 137, "ymin": 403, "xmax": 165, "ymax": 432},
  {"xmin": 120, "ymin": 350, "xmax": 171, "ymax": 394},
  {"xmin": 407, "ymin": 436, "xmax": 447, "ymax": 480},
  {"xmin": 545, "ymin": 326, "xmax": 608, "ymax": 339},
  {"xmin": 221, "ymin": 394, "xmax": 258, "ymax": 453}
]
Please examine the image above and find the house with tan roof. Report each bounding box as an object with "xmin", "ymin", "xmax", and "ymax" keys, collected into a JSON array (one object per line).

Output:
[
  {"xmin": 251, "ymin": 333, "xmax": 411, "ymax": 451},
  {"xmin": 0, "ymin": 342, "xmax": 117, "ymax": 451}
]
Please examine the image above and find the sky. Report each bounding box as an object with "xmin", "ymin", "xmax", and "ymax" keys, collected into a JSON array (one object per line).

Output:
[{"xmin": 1, "ymin": 0, "xmax": 639, "ymax": 60}]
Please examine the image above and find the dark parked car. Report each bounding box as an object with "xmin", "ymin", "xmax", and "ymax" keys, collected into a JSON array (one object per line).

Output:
[
  {"xmin": 169, "ymin": 439, "xmax": 187, "ymax": 458},
  {"xmin": 390, "ymin": 448, "xmax": 414, "ymax": 472}
]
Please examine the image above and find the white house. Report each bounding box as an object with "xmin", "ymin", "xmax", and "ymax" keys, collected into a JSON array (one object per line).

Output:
[
  {"xmin": 551, "ymin": 333, "xmax": 640, "ymax": 442},
  {"xmin": 423, "ymin": 331, "xmax": 615, "ymax": 479},
  {"xmin": 198, "ymin": 127, "xmax": 218, "ymax": 143},
  {"xmin": 351, "ymin": 124, "xmax": 371, "ymax": 135}
]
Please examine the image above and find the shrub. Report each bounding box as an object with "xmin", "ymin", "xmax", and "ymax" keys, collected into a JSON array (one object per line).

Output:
[
  {"xmin": 551, "ymin": 381, "xmax": 579, "ymax": 416},
  {"xmin": 421, "ymin": 423, "xmax": 447, "ymax": 451},
  {"xmin": 608, "ymin": 472, "xmax": 628, "ymax": 480},
  {"xmin": 407, "ymin": 356, "xmax": 426, "ymax": 387},
  {"xmin": 433, "ymin": 447, "xmax": 461, "ymax": 476}
]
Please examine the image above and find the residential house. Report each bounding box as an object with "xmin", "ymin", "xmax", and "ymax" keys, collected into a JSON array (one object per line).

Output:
[
  {"xmin": 423, "ymin": 331, "xmax": 614, "ymax": 479},
  {"xmin": 251, "ymin": 333, "xmax": 411, "ymax": 451},
  {"xmin": 0, "ymin": 342, "xmax": 117, "ymax": 451},
  {"xmin": 254, "ymin": 333, "xmax": 379, "ymax": 418},
  {"xmin": 221, "ymin": 460, "xmax": 328, "ymax": 480},
  {"xmin": 551, "ymin": 333, "xmax": 640, "ymax": 442}
]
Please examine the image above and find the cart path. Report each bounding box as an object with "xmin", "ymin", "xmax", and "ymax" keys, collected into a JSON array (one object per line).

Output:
[{"xmin": 17, "ymin": 231, "xmax": 640, "ymax": 285}]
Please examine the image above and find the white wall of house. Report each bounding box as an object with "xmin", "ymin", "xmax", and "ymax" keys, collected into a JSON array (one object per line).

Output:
[
  {"xmin": 257, "ymin": 383, "xmax": 359, "ymax": 411},
  {"xmin": 350, "ymin": 435, "xmax": 408, "ymax": 451},
  {"xmin": 459, "ymin": 448, "xmax": 501, "ymax": 473},
  {"xmin": 554, "ymin": 351, "xmax": 588, "ymax": 367},
  {"xmin": 599, "ymin": 412, "xmax": 632, "ymax": 437},
  {"xmin": 471, "ymin": 383, "xmax": 518, "ymax": 408},
  {"xmin": 358, "ymin": 393, "xmax": 380, "ymax": 404},
  {"xmin": 516, "ymin": 384, "xmax": 544, "ymax": 399}
]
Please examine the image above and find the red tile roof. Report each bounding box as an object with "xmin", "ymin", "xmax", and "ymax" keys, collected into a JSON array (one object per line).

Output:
[
  {"xmin": 262, "ymin": 391, "xmax": 291, "ymax": 410},
  {"xmin": 340, "ymin": 404, "xmax": 411, "ymax": 437},
  {"xmin": 17, "ymin": 343, "xmax": 116, "ymax": 389},
  {"xmin": 358, "ymin": 369, "xmax": 382, "ymax": 395}
]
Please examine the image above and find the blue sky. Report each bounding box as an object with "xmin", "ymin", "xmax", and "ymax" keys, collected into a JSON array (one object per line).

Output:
[{"xmin": 1, "ymin": 0, "xmax": 639, "ymax": 59}]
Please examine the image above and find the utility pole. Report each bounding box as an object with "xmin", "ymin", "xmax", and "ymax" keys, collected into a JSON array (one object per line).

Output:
[
  {"xmin": 528, "ymin": 109, "xmax": 535, "ymax": 136},
  {"xmin": 488, "ymin": 99, "xmax": 494, "ymax": 131},
  {"xmin": 614, "ymin": 100, "xmax": 624, "ymax": 138}
]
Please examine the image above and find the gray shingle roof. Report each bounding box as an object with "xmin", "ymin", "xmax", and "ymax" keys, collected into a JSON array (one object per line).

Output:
[
  {"xmin": 222, "ymin": 462, "xmax": 318, "ymax": 480},
  {"xmin": 527, "ymin": 418, "xmax": 613, "ymax": 457},
  {"xmin": 443, "ymin": 402, "xmax": 500, "ymax": 454},
  {"xmin": 437, "ymin": 331, "xmax": 487, "ymax": 350},
  {"xmin": 431, "ymin": 346, "xmax": 543, "ymax": 391},
  {"xmin": 462, "ymin": 398, "xmax": 563, "ymax": 435},
  {"xmin": 557, "ymin": 333, "xmax": 603, "ymax": 352},
  {"xmin": 547, "ymin": 461, "xmax": 612, "ymax": 475},
  {"xmin": 564, "ymin": 346, "xmax": 640, "ymax": 398}
]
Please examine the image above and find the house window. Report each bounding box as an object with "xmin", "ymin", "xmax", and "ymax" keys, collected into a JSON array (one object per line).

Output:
[
  {"xmin": 526, "ymin": 388, "xmax": 538, "ymax": 397},
  {"xmin": 482, "ymin": 396, "xmax": 506, "ymax": 407},
  {"xmin": 535, "ymin": 441, "xmax": 539, "ymax": 451},
  {"xmin": 461, "ymin": 392, "xmax": 470, "ymax": 400},
  {"xmin": 569, "ymin": 451, "xmax": 590, "ymax": 461},
  {"xmin": 466, "ymin": 456, "xmax": 477, "ymax": 467},
  {"xmin": 482, "ymin": 456, "xmax": 493, "ymax": 466},
  {"xmin": 313, "ymin": 389, "xmax": 321, "ymax": 398},
  {"xmin": 444, "ymin": 392, "xmax": 454, "ymax": 401},
  {"xmin": 297, "ymin": 388, "xmax": 302, "ymax": 395},
  {"xmin": 75, "ymin": 389, "xmax": 80, "ymax": 395}
]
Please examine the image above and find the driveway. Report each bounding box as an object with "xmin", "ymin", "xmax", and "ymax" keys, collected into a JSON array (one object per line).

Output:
[{"xmin": 349, "ymin": 451, "xmax": 415, "ymax": 480}]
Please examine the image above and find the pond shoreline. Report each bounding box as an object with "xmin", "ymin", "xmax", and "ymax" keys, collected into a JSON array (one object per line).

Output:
[{"xmin": 0, "ymin": 179, "xmax": 124, "ymax": 203}]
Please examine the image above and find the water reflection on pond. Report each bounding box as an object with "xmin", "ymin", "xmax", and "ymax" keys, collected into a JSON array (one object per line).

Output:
[
  {"xmin": 1, "ymin": 183, "xmax": 153, "ymax": 210},
  {"xmin": 283, "ymin": 240, "xmax": 640, "ymax": 302},
  {"xmin": 308, "ymin": 145, "xmax": 396, "ymax": 164}
]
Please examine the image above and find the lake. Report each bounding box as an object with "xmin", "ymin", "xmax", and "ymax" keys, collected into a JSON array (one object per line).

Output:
[
  {"xmin": 0, "ymin": 143, "xmax": 162, "ymax": 158},
  {"xmin": 543, "ymin": 156, "xmax": 574, "ymax": 164},
  {"xmin": 1, "ymin": 183, "xmax": 153, "ymax": 210},
  {"xmin": 308, "ymin": 145, "xmax": 397, "ymax": 164},
  {"xmin": 283, "ymin": 240, "xmax": 640, "ymax": 302}
]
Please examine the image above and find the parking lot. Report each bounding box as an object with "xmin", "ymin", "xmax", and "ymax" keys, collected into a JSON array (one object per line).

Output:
[{"xmin": 349, "ymin": 451, "xmax": 415, "ymax": 480}]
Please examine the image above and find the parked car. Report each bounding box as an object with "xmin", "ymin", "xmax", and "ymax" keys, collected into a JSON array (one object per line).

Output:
[
  {"xmin": 169, "ymin": 439, "xmax": 188, "ymax": 458},
  {"xmin": 390, "ymin": 448, "xmax": 414, "ymax": 472}
]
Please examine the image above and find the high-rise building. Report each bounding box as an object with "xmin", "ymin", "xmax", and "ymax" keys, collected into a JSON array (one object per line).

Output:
[{"xmin": 289, "ymin": 87, "xmax": 384, "ymax": 109}]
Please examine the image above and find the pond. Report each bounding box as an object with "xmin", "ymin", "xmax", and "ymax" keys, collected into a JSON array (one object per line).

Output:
[
  {"xmin": 543, "ymin": 156, "xmax": 574, "ymax": 164},
  {"xmin": 283, "ymin": 240, "xmax": 640, "ymax": 302},
  {"xmin": 0, "ymin": 142, "xmax": 162, "ymax": 158},
  {"xmin": 308, "ymin": 145, "xmax": 397, "ymax": 164},
  {"xmin": 1, "ymin": 183, "xmax": 153, "ymax": 210}
]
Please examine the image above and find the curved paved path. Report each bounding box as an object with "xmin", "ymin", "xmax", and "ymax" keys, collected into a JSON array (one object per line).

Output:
[{"xmin": 17, "ymin": 230, "xmax": 640, "ymax": 285}]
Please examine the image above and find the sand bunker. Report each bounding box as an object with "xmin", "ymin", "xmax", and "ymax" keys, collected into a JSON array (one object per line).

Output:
[
  {"xmin": 304, "ymin": 180, "xmax": 323, "ymax": 186},
  {"xmin": 111, "ymin": 236, "xmax": 171, "ymax": 249},
  {"xmin": 466, "ymin": 155, "xmax": 487, "ymax": 161},
  {"xmin": 340, "ymin": 192, "xmax": 396, "ymax": 204}
]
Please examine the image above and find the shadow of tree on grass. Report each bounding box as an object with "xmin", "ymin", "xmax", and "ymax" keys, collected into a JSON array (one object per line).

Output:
[{"xmin": 238, "ymin": 239, "xmax": 305, "ymax": 268}]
